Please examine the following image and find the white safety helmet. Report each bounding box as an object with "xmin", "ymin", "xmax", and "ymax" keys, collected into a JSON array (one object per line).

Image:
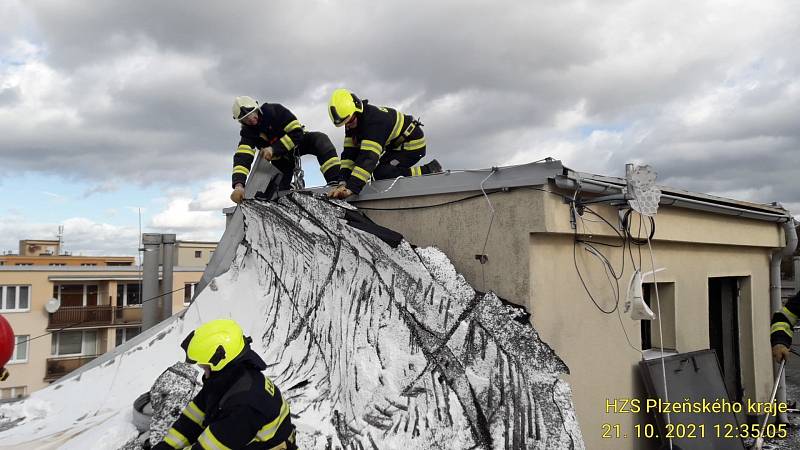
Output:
[{"xmin": 232, "ymin": 96, "xmax": 260, "ymax": 122}]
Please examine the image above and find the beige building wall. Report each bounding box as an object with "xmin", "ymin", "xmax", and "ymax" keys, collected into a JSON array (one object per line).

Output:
[
  {"xmin": 18, "ymin": 240, "xmax": 60, "ymax": 257},
  {"xmin": 175, "ymin": 241, "xmax": 217, "ymax": 267},
  {"xmin": 1, "ymin": 271, "xmax": 52, "ymax": 400},
  {"xmin": 358, "ymin": 185, "xmax": 783, "ymax": 450},
  {"xmin": 1, "ymin": 267, "xmax": 204, "ymax": 397}
]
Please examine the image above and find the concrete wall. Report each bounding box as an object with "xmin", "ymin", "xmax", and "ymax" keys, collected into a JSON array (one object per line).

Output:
[
  {"xmin": 358, "ymin": 185, "xmax": 783, "ymax": 450},
  {"xmin": 361, "ymin": 189, "xmax": 546, "ymax": 302}
]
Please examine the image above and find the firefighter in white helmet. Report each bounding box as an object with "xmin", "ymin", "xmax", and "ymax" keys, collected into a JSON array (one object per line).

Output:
[{"xmin": 230, "ymin": 96, "xmax": 341, "ymax": 203}]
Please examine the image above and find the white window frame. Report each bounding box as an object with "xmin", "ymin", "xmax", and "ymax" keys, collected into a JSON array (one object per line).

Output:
[
  {"xmin": 0, "ymin": 386, "xmax": 27, "ymax": 400},
  {"xmin": 0, "ymin": 285, "xmax": 31, "ymax": 313},
  {"xmin": 183, "ymin": 283, "xmax": 197, "ymax": 305},
  {"xmin": 50, "ymin": 330, "xmax": 98, "ymax": 357},
  {"xmin": 8, "ymin": 335, "xmax": 29, "ymax": 364},
  {"xmin": 118, "ymin": 283, "xmax": 142, "ymax": 307}
]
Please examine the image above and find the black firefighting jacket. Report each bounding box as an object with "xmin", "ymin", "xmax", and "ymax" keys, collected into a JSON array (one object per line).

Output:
[
  {"xmin": 772, "ymin": 291, "xmax": 800, "ymax": 348},
  {"xmin": 232, "ymin": 103, "xmax": 305, "ymax": 188},
  {"xmin": 339, "ymin": 100, "xmax": 423, "ymax": 194},
  {"xmin": 153, "ymin": 348, "xmax": 295, "ymax": 450}
]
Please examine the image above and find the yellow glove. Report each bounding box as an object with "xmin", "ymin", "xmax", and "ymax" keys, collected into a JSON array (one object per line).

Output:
[
  {"xmin": 230, "ymin": 185, "xmax": 246, "ymax": 204},
  {"xmin": 772, "ymin": 344, "xmax": 790, "ymax": 363},
  {"xmin": 0, "ymin": 367, "xmax": 8, "ymax": 381}
]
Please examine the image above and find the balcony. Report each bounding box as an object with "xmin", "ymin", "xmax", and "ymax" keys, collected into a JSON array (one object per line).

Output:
[
  {"xmin": 44, "ymin": 355, "xmax": 98, "ymax": 381},
  {"xmin": 47, "ymin": 305, "xmax": 142, "ymax": 330}
]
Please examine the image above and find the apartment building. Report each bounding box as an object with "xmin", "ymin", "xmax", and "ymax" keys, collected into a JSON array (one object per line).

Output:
[{"xmin": 0, "ymin": 239, "xmax": 215, "ymax": 400}]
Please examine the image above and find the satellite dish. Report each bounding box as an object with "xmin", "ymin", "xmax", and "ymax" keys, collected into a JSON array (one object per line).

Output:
[{"xmin": 44, "ymin": 298, "xmax": 61, "ymax": 313}]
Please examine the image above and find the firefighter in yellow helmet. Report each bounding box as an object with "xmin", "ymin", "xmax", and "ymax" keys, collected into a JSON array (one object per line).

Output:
[
  {"xmin": 152, "ymin": 319, "xmax": 296, "ymax": 450},
  {"xmin": 326, "ymin": 89, "xmax": 442, "ymax": 199},
  {"xmin": 230, "ymin": 96, "xmax": 341, "ymax": 203},
  {"xmin": 771, "ymin": 291, "xmax": 799, "ymax": 363}
]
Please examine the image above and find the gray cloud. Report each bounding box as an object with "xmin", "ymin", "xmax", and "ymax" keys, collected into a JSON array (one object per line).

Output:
[{"xmin": 0, "ymin": 0, "xmax": 798, "ymax": 210}]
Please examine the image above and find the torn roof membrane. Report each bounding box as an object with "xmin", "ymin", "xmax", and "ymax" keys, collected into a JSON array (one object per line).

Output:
[{"xmin": 0, "ymin": 194, "xmax": 584, "ymax": 449}]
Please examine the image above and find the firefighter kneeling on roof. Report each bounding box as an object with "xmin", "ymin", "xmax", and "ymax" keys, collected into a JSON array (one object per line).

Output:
[
  {"xmin": 151, "ymin": 319, "xmax": 296, "ymax": 450},
  {"xmin": 326, "ymin": 88, "xmax": 443, "ymax": 200}
]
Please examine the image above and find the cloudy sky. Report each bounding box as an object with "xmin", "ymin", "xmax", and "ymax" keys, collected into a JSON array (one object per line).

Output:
[{"xmin": 1, "ymin": 0, "xmax": 798, "ymax": 256}]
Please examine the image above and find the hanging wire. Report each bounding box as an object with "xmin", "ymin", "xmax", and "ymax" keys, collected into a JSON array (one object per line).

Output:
[
  {"xmin": 365, "ymin": 175, "xmax": 405, "ymax": 195},
  {"xmin": 571, "ymin": 189, "xmax": 621, "ymax": 314},
  {"xmin": 478, "ymin": 168, "xmax": 497, "ymax": 291},
  {"xmin": 19, "ymin": 285, "xmax": 187, "ymax": 346},
  {"xmin": 570, "ymin": 195, "xmax": 648, "ymax": 355},
  {"xmin": 646, "ymin": 224, "xmax": 674, "ymax": 450}
]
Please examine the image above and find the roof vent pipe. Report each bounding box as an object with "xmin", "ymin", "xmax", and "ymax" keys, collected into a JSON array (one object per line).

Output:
[{"xmin": 769, "ymin": 216, "xmax": 797, "ymax": 424}]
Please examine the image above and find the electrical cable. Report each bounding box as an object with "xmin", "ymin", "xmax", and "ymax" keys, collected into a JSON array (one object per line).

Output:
[
  {"xmin": 623, "ymin": 208, "xmax": 655, "ymax": 245},
  {"xmin": 571, "ymin": 190, "xmax": 619, "ymax": 315},
  {"xmin": 364, "ymin": 175, "xmax": 404, "ymax": 195},
  {"xmin": 582, "ymin": 206, "xmax": 628, "ymax": 280},
  {"xmin": 19, "ymin": 286, "xmax": 187, "ymax": 346},
  {"xmin": 347, "ymin": 192, "xmax": 497, "ymax": 211},
  {"xmin": 478, "ymin": 169, "xmax": 498, "ymax": 292},
  {"xmin": 646, "ymin": 232, "xmax": 673, "ymax": 450},
  {"xmin": 572, "ymin": 197, "xmax": 646, "ymax": 355}
]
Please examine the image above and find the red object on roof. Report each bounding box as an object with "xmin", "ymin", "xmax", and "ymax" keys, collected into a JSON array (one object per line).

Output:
[{"xmin": 0, "ymin": 314, "xmax": 13, "ymax": 368}]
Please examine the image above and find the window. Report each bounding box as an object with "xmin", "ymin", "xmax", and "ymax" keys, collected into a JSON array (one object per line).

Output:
[
  {"xmin": 184, "ymin": 283, "xmax": 198, "ymax": 305},
  {"xmin": 0, "ymin": 386, "xmax": 27, "ymax": 400},
  {"xmin": 640, "ymin": 282, "xmax": 676, "ymax": 351},
  {"xmin": 9, "ymin": 336, "xmax": 29, "ymax": 363},
  {"xmin": 80, "ymin": 263, "xmax": 97, "ymax": 267},
  {"xmin": 1, "ymin": 285, "xmax": 31, "ymax": 312},
  {"xmin": 194, "ymin": 250, "xmax": 202, "ymax": 258},
  {"xmin": 117, "ymin": 283, "xmax": 142, "ymax": 306},
  {"xmin": 115, "ymin": 327, "xmax": 141, "ymax": 346},
  {"xmin": 51, "ymin": 331, "xmax": 97, "ymax": 356},
  {"xmin": 107, "ymin": 261, "xmax": 133, "ymax": 266},
  {"xmin": 14, "ymin": 263, "xmax": 31, "ymax": 266},
  {"xmin": 49, "ymin": 263, "xmax": 66, "ymax": 267},
  {"xmin": 54, "ymin": 284, "xmax": 98, "ymax": 307}
]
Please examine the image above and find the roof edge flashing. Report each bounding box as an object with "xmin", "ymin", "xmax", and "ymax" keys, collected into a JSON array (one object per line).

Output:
[{"xmin": 555, "ymin": 171, "xmax": 792, "ymax": 223}]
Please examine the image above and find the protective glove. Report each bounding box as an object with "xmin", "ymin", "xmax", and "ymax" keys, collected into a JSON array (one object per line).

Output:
[
  {"xmin": 0, "ymin": 367, "xmax": 8, "ymax": 381},
  {"xmin": 327, "ymin": 185, "xmax": 353, "ymax": 200},
  {"xmin": 230, "ymin": 185, "xmax": 246, "ymax": 204},
  {"xmin": 772, "ymin": 344, "xmax": 790, "ymax": 363},
  {"xmin": 261, "ymin": 146, "xmax": 274, "ymax": 161}
]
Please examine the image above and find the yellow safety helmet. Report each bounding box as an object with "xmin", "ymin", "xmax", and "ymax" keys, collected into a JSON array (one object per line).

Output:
[
  {"xmin": 232, "ymin": 96, "xmax": 260, "ymax": 122},
  {"xmin": 328, "ymin": 88, "xmax": 363, "ymax": 127},
  {"xmin": 181, "ymin": 319, "xmax": 246, "ymax": 371}
]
